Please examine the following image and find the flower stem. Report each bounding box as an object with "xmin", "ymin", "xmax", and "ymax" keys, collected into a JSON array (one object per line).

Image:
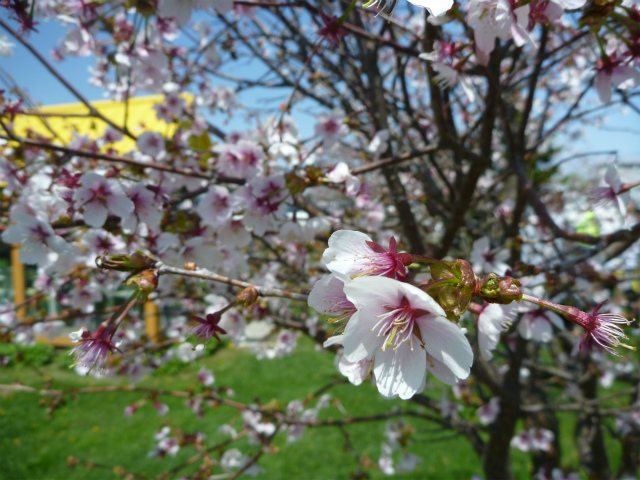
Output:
[
  {"xmin": 521, "ymin": 294, "xmax": 566, "ymax": 316},
  {"xmin": 339, "ymin": 0, "xmax": 358, "ymax": 24},
  {"xmin": 409, "ymin": 255, "xmax": 460, "ymax": 277}
]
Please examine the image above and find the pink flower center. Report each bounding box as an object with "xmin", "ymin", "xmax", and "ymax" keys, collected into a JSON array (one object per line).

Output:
[
  {"xmin": 372, "ymin": 297, "xmax": 430, "ymax": 351},
  {"xmin": 30, "ymin": 224, "xmax": 51, "ymax": 243},
  {"xmin": 482, "ymin": 250, "xmax": 495, "ymax": 263}
]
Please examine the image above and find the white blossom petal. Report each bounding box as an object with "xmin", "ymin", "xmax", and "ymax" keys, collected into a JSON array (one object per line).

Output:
[
  {"xmin": 418, "ymin": 316, "xmax": 473, "ymax": 380},
  {"xmin": 373, "ymin": 343, "xmax": 426, "ymax": 399}
]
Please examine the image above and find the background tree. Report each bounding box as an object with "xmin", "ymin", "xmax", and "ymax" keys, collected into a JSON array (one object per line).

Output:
[{"xmin": 1, "ymin": 0, "xmax": 640, "ymax": 478}]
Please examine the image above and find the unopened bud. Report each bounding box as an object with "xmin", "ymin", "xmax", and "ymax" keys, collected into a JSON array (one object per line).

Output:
[
  {"xmin": 237, "ymin": 286, "xmax": 259, "ymax": 307},
  {"xmin": 184, "ymin": 262, "xmax": 197, "ymax": 271},
  {"xmin": 285, "ymin": 171, "xmax": 308, "ymax": 194},
  {"xmin": 96, "ymin": 251, "xmax": 155, "ymax": 272},
  {"xmin": 478, "ymin": 274, "xmax": 523, "ymax": 304},
  {"xmin": 397, "ymin": 253, "xmax": 413, "ymax": 266},
  {"xmin": 124, "ymin": 270, "xmax": 158, "ymax": 298}
]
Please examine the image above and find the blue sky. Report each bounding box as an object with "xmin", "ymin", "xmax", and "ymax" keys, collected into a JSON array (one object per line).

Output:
[{"xmin": 1, "ymin": 11, "xmax": 638, "ymax": 170}]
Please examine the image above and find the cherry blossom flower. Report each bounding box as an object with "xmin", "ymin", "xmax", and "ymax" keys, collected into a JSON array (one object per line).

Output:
[
  {"xmin": 153, "ymin": 401, "xmax": 169, "ymax": 415},
  {"xmin": 84, "ymin": 229, "xmax": 126, "ymax": 258},
  {"xmin": 477, "ymin": 303, "xmax": 515, "ymax": 361},
  {"xmin": 337, "ymin": 350, "xmax": 372, "ymax": 386},
  {"xmin": 204, "ymin": 296, "xmax": 246, "ymax": 344},
  {"xmin": 198, "ymin": 368, "xmax": 215, "ymax": 386},
  {"xmin": 196, "ymin": 185, "xmax": 233, "ymax": 227},
  {"xmin": 220, "ymin": 448, "xmax": 265, "ymax": 476},
  {"xmin": 69, "ymin": 325, "xmax": 121, "ymax": 374},
  {"xmin": 511, "ymin": 428, "xmax": 554, "ymax": 451},
  {"xmin": 340, "ymin": 276, "xmax": 473, "ymax": 399},
  {"xmin": 314, "ymin": 111, "xmax": 348, "ymax": 148},
  {"xmin": 280, "ymin": 221, "xmax": 306, "ymax": 243},
  {"xmin": 0, "ymin": 155, "xmax": 27, "ymax": 195},
  {"xmin": 157, "ymin": 0, "xmax": 232, "ymax": 25},
  {"xmin": 308, "ymin": 275, "xmax": 357, "ymax": 323},
  {"xmin": 379, "ymin": 455, "xmax": 395, "ymax": 475},
  {"xmin": 188, "ymin": 312, "xmax": 227, "ymax": 345},
  {"xmin": 58, "ymin": 26, "xmax": 93, "ymax": 57},
  {"xmin": 324, "ymin": 335, "xmax": 372, "ymax": 386},
  {"xmin": 594, "ymin": 52, "xmax": 640, "ymax": 104},
  {"xmin": 285, "ymin": 400, "xmax": 318, "ymax": 443},
  {"xmin": 63, "ymin": 282, "xmax": 103, "ymax": 314},
  {"xmin": 155, "ymin": 426, "xmax": 171, "ymax": 441},
  {"xmin": 156, "ymin": 437, "xmax": 180, "ymax": 457},
  {"xmin": 271, "ymin": 330, "xmax": 298, "ymax": 358},
  {"xmin": 325, "ymin": 162, "xmax": 361, "ymax": 197},
  {"xmin": 176, "ymin": 342, "xmax": 204, "ymax": 362},
  {"xmin": 199, "ymin": 84, "xmax": 238, "ymax": 113},
  {"xmin": 565, "ymin": 300, "xmax": 633, "ymax": 356},
  {"xmin": 477, "ymin": 397, "xmax": 500, "ymax": 425},
  {"xmin": 214, "ymin": 141, "xmax": 264, "ymax": 179},
  {"xmin": 468, "ymin": 0, "xmax": 534, "ymax": 58},
  {"xmin": 518, "ymin": 307, "xmax": 564, "ymax": 342},
  {"xmin": 518, "ymin": 289, "xmax": 565, "ymax": 342},
  {"xmin": 364, "ymin": 0, "xmax": 452, "ymax": 17},
  {"xmin": 440, "ymin": 391, "xmax": 463, "ymax": 418},
  {"xmin": 2, "ymin": 212, "xmax": 75, "ymax": 266},
  {"xmin": 217, "ymin": 217, "xmax": 252, "ymax": 248},
  {"xmin": 122, "ymin": 46, "xmax": 171, "ymax": 93},
  {"xmin": 243, "ymin": 409, "xmax": 277, "ymax": 444},
  {"xmin": 178, "ymin": 235, "xmax": 218, "ymax": 269},
  {"xmin": 122, "ymin": 183, "xmax": 163, "ymax": 232},
  {"xmin": 124, "ymin": 405, "xmax": 137, "ymax": 417},
  {"xmin": 521, "ymin": 292, "xmax": 634, "ymax": 355},
  {"xmin": 322, "ymin": 230, "xmax": 410, "ymax": 283},
  {"xmin": 100, "ymin": 126, "xmax": 123, "ymax": 146},
  {"xmin": 470, "ymin": 236, "xmax": 510, "ymax": 275},
  {"xmin": 72, "ymin": 172, "xmax": 135, "ymax": 228},
  {"xmin": 149, "ymin": 429, "xmax": 180, "ymax": 457},
  {"xmin": 239, "ymin": 175, "xmax": 289, "ymax": 235},
  {"xmin": 531, "ymin": 428, "xmax": 554, "ymax": 451},
  {"xmin": 367, "ymin": 130, "xmax": 389, "ymax": 157},
  {"xmin": 32, "ymin": 320, "xmax": 65, "ymax": 340},
  {"xmin": 510, "ymin": 429, "xmax": 534, "ymax": 451},
  {"xmin": 136, "ymin": 131, "xmax": 166, "ymax": 158},
  {"xmin": 154, "ymin": 91, "xmax": 185, "ymax": 121},
  {"xmin": 588, "ymin": 163, "xmax": 632, "ymax": 221}
]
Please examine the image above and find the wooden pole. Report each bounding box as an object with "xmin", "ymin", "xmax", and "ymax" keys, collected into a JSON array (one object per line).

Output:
[
  {"xmin": 10, "ymin": 244, "xmax": 26, "ymax": 322},
  {"xmin": 144, "ymin": 300, "xmax": 160, "ymax": 343}
]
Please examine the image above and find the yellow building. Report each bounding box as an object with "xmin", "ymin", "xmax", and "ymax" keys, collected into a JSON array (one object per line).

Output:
[
  {"xmin": 5, "ymin": 95, "xmax": 191, "ymax": 344},
  {"xmin": 11, "ymin": 93, "xmax": 193, "ymax": 154}
]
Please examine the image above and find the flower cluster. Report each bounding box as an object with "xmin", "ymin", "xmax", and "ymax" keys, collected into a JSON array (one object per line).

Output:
[
  {"xmin": 311, "ymin": 230, "xmax": 636, "ymax": 401},
  {"xmin": 310, "ymin": 230, "xmax": 473, "ymax": 399}
]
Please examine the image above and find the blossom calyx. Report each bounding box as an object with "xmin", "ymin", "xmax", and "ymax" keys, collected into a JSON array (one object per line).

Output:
[
  {"xmin": 96, "ymin": 251, "xmax": 156, "ymax": 272},
  {"xmin": 478, "ymin": 274, "xmax": 523, "ymax": 304},
  {"xmin": 428, "ymin": 259, "xmax": 477, "ymax": 316},
  {"xmin": 124, "ymin": 270, "xmax": 158, "ymax": 298},
  {"xmin": 285, "ymin": 171, "xmax": 309, "ymax": 195},
  {"xmin": 237, "ymin": 286, "xmax": 260, "ymax": 307}
]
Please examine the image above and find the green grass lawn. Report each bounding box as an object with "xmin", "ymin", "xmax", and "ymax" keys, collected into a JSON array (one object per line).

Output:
[{"xmin": 0, "ymin": 338, "xmax": 485, "ymax": 480}]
